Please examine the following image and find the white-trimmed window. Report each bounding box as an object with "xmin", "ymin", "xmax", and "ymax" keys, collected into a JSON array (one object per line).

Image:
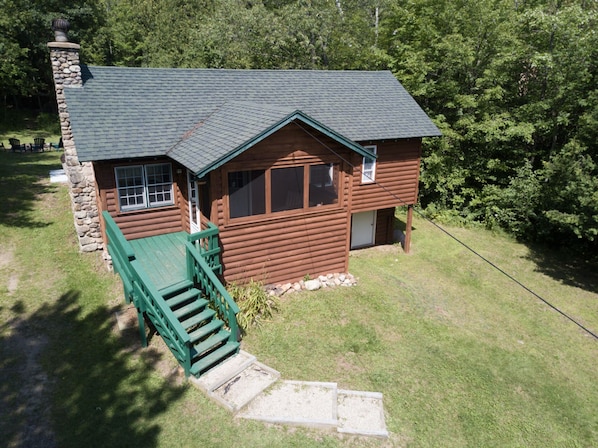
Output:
[
  {"xmin": 115, "ymin": 163, "xmax": 174, "ymax": 211},
  {"xmin": 361, "ymin": 145, "xmax": 377, "ymax": 183}
]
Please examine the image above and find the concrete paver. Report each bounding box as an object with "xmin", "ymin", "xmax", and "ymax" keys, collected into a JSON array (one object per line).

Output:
[
  {"xmin": 237, "ymin": 380, "xmax": 338, "ymax": 429},
  {"xmin": 189, "ymin": 351, "xmax": 388, "ymax": 438}
]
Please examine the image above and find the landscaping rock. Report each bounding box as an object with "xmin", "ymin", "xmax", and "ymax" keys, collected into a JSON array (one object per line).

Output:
[
  {"xmin": 304, "ymin": 279, "xmax": 321, "ymax": 291},
  {"xmin": 266, "ymin": 272, "xmax": 357, "ymax": 297}
]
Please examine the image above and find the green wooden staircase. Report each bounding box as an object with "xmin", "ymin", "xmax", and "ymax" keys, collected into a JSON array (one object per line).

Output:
[
  {"xmin": 103, "ymin": 211, "xmax": 240, "ymax": 378},
  {"xmin": 159, "ymin": 280, "xmax": 240, "ymax": 376}
]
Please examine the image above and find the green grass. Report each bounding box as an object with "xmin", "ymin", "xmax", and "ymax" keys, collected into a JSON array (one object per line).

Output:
[
  {"xmin": 244, "ymin": 221, "xmax": 598, "ymax": 447},
  {"xmin": 1, "ymin": 144, "xmax": 597, "ymax": 446},
  {"xmin": 0, "ymin": 109, "xmax": 61, "ymax": 148}
]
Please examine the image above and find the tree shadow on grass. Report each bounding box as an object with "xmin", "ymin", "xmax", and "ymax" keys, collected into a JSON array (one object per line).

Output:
[
  {"xmin": 0, "ymin": 290, "xmax": 186, "ymax": 448},
  {"xmin": 0, "ymin": 152, "xmax": 62, "ymax": 228},
  {"xmin": 393, "ymin": 215, "xmax": 417, "ymax": 250},
  {"xmin": 524, "ymin": 242, "xmax": 598, "ymax": 295}
]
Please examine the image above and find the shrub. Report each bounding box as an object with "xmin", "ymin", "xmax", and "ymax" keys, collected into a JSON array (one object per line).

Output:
[{"xmin": 227, "ymin": 279, "xmax": 279, "ymax": 332}]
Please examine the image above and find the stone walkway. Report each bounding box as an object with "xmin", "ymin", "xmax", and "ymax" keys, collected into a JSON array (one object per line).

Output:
[{"xmin": 190, "ymin": 350, "xmax": 388, "ymax": 438}]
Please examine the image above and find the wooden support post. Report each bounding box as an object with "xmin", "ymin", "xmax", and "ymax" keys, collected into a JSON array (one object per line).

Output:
[
  {"xmin": 404, "ymin": 205, "xmax": 413, "ymax": 254},
  {"xmin": 137, "ymin": 311, "xmax": 147, "ymax": 347}
]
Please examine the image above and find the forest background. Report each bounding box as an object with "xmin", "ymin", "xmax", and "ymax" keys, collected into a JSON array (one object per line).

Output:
[{"xmin": 2, "ymin": 0, "xmax": 596, "ymax": 260}]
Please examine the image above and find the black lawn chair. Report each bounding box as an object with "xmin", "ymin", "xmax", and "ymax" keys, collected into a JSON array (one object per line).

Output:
[
  {"xmin": 32, "ymin": 137, "xmax": 45, "ymax": 152},
  {"xmin": 9, "ymin": 138, "xmax": 24, "ymax": 152}
]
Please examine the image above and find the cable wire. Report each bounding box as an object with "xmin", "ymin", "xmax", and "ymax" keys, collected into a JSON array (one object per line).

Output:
[{"xmin": 294, "ymin": 121, "xmax": 598, "ymax": 341}]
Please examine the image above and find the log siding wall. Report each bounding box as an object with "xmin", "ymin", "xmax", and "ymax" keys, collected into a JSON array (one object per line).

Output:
[
  {"xmin": 94, "ymin": 126, "xmax": 422, "ymax": 285},
  {"xmin": 95, "ymin": 158, "xmax": 187, "ymax": 241},
  {"xmin": 351, "ymin": 139, "xmax": 422, "ymax": 212},
  {"xmin": 213, "ymin": 124, "xmax": 354, "ymax": 284}
]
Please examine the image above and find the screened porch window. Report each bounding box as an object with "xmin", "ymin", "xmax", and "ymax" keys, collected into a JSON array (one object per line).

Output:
[
  {"xmin": 227, "ymin": 163, "xmax": 339, "ymax": 220},
  {"xmin": 271, "ymin": 166, "xmax": 304, "ymax": 212},
  {"xmin": 228, "ymin": 170, "xmax": 266, "ymax": 218},
  {"xmin": 309, "ymin": 163, "xmax": 338, "ymax": 206},
  {"xmin": 115, "ymin": 163, "xmax": 174, "ymax": 211}
]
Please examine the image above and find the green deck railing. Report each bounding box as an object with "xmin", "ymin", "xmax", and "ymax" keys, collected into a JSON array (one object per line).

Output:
[
  {"xmin": 103, "ymin": 211, "xmax": 194, "ymax": 376},
  {"xmin": 187, "ymin": 223, "xmax": 222, "ymax": 274},
  {"xmin": 104, "ymin": 212, "xmax": 136, "ymax": 305},
  {"xmin": 185, "ymin": 240, "xmax": 240, "ymax": 343}
]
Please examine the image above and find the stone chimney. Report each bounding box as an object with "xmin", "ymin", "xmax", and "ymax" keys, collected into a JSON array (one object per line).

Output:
[{"xmin": 48, "ymin": 19, "xmax": 102, "ymax": 253}]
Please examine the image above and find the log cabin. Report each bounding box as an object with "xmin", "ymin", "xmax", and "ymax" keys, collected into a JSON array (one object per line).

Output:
[{"xmin": 48, "ymin": 31, "xmax": 440, "ymax": 287}]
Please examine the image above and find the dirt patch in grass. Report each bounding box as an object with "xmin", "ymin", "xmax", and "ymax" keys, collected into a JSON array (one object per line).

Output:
[
  {"xmin": 335, "ymin": 354, "xmax": 366, "ymax": 375},
  {"xmin": 0, "ymin": 245, "xmax": 19, "ymax": 295},
  {"xmin": 1, "ymin": 318, "xmax": 56, "ymax": 448},
  {"xmin": 113, "ymin": 307, "xmax": 186, "ymax": 387}
]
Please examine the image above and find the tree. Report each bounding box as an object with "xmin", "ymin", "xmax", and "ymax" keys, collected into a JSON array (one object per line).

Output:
[
  {"xmin": 380, "ymin": 0, "xmax": 598, "ymax": 256},
  {"xmin": 0, "ymin": 0, "xmax": 107, "ymax": 108}
]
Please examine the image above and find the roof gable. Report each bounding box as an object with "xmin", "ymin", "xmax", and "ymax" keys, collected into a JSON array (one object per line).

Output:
[
  {"xmin": 167, "ymin": 102, "xmax": 377, "ymax": 177},
  {"xmin": 64, "ymin": 67, "xmax": 441, "ymax": 164}
]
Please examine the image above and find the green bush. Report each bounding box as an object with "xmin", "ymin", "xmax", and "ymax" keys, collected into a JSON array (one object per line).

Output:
[{"xmin": 227, "ymin": 279, "xmax": 279, "ymax": 331}]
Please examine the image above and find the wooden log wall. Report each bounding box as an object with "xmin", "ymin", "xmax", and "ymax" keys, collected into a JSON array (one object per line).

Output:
[
  {"xmin": 213, "ymin": 123, "xmax": 354, "ymax": 284},
  {"xmin": 351, "ymin": 139, "xmax": 422, "ymax": 212},
  {"xmin": 94, "ymin": 158, "xmax": 187, "ymax": 241}
]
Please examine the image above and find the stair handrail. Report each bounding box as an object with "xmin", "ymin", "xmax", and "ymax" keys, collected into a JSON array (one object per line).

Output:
[
  {"xmin": 187, "ymin": 223, "xmax": 222, "ymax": 273},
  {"xmin": 103, "ymin": 211, "xmax": 193, "ymax": 375},
  {"xmin": 129, "ymin": 259, "xmax": 192, "ymax": 370},
  {"xmin": 185, "ymin": 240, "xmax": 240, "ymax": 342}
]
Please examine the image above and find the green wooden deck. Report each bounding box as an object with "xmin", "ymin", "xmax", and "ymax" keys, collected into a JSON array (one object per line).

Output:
[{"xmin": 129, "ymin": 232, "xmax": 188, "ymax": 291}]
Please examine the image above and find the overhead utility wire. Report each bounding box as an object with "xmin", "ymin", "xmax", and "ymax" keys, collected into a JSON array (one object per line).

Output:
[{"xmin": 294, "ymin": 122, "xmax": 598, "ymax": 341}]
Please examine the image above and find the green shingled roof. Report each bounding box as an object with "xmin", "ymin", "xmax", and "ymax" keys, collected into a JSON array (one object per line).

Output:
[{"xmin": 64, "ymin": 66, "xmax": 441, "ymax": 173}]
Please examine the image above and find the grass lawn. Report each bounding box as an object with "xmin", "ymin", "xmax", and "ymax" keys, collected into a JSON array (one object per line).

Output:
[
  {"xmin": 1, "ymin": 149, "xmax": 596, "ymax": 447},
  {"xmin": 0, "ymin": 110, "xmax": 61, "ymax": 149}
]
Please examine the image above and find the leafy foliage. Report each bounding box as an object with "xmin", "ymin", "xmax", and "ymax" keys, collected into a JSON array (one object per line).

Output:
[
  {"xmin": 0, "ymin": 0, "xmax": 107, "ymax": 108},
  {"xmin": 227, "ymin": 279, "xmax": 279, "ymax": 331},
  {"xmin": 382, "ymin": 0, "xmax": 597, "ymax": 256}
]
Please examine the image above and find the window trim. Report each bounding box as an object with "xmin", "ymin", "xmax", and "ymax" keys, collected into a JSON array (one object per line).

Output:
[
  {"xmin": 361, "ymin": 145, "xmax": 377, "ymax": 184},
  {"xmin": 115, "ymin": 162, "xmax": 174, "ymax": 212},
  {"xmin": 225, "ymin": 162, "xmax": 341, "ymax": 222}
]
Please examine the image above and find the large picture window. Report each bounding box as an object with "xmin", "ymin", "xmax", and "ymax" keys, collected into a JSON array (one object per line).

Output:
[
  {"xmin": 115, "ymin": 163, "xmax": 174, "ymax": 211},
  {"xmin": 361, "ymin": 145, "xmax": 377, "ymax": 183},
  {"xmin": 227, "ymin": 162, "xmax": 339, "ymax": 220}
]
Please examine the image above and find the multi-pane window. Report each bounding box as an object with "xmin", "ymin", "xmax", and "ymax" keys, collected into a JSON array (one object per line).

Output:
[
  {"xmin": 146, "ymin": 164, "xmax": 174, "ymax": 206},
  {"xmin": 227, "ymin": 163, "xmax": 339, "ymax": 220},
  {"xmin": 361, "ymin": 145, "xmax": 377, "ymax": 183},
  {"xmin": 115, "ymin": 163, "xmax": 173, "ymax": 211}
]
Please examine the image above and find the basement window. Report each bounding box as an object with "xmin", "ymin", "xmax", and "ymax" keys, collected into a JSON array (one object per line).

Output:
[{"xmin": 115, "ymin": 163, "xmax": 174, "ymax": 211}]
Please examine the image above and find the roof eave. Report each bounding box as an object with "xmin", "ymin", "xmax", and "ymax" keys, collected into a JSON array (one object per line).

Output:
[{"xmin": 194, "ymin": 110, "xmax": 376, "ymax": 178}]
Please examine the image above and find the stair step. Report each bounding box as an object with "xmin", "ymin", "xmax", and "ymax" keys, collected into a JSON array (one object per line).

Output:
[
  {"xmin": 180, "ymin": 308, "xmax": 216, "ymax": 330},
  {"xmin": 165, "ymin": 288, "xmax": 201, "ymax": 309},
  {"xmin": 188, "ymin": 319, "xmax": 224, "ymax": 344},
  {"xmin": 173, "ymin": 299, "xmax": 208, "ymax": 319},
  {"xmin": 190, "ymin": 341, "xmax": 240, "ymax": 377},
  {"xmin": 159, "ymin": 280, "xmax": 194, "ymax": 298},
  {"xmin": 192, "ymin": 329, "xmax": 231, "ymax": 357}
]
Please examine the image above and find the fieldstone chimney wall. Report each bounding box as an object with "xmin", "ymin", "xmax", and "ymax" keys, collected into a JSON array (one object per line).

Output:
[{"xmin": 48, "ymin": 41, "xmax": 102, "ymax": 253}]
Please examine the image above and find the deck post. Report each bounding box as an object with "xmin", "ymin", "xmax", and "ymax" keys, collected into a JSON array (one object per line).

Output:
[
  {"xmin": 137, "ymin": 310, "xmax": 147, "ymax": 347},
  {"xmin": 404, "ymin": 205, "xmax": 413, "ymax": 254}
]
